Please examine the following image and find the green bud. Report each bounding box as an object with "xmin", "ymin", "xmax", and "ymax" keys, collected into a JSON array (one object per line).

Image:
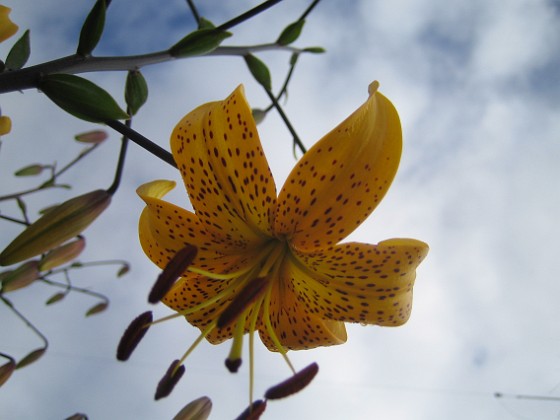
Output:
[
  {"xmin": 45, "ymin": 292, "xmax": 66, "ymax": 305},
  {"xmin": 5, "ymin": 29, "xmax": 30, "ymax": 71},
  {"xmin": 14, "ymin": 164, "xmax": 44, "ymax": 177},
  {"xmin": 173, "ymin": 396, "xmax": 212, "ymax": 420},
  {"xmin": 276, "ymin": 20, "xmax": 305, "ymax": 46},
  {"xmin": 116, "ymin": 263, "xmax": 130, "ymax": 277},
  {"xmin": 303, "ymin": 46, "xmax": 326, "ymax": 54},
  {"xmin": 0, "ymin": 190, "xmax": 111, "ymax": 266},
  {"xmin": 169, "ymin": 28, "xmax": 231, "ymax": 58},
  {"xmin": 77, "ymin": 0, "xmax": 106, "ymax": 56},
  {"xmin": 251, "ymin": 109, "xmax": 267, "ymax": 125},
  {"xmin": 15, "ymin": 347, "xmax": 46, "ymax": 369},
  {"xmin": 244, "ymin": 54, "xmax": 272, "ymax": 91},
  {"xmin": 125, "ymin": 70, "xmax": 148, "ymax": 116},
  {"xmin": 40, "ymin": 74, "xmax": 129, "ymax": 123},
  {"xmin": 0, "ymin": 359, "xmax": 16, "ymax": 387},
  {"xmin": 74, "ymin": 129, "xmax": 108, "ymax": 144},
  {"xmin": 85, "ymin": 301, "xmax": 108, "ymax": 317},
  {"xmin": 0, "ymin": 261, "xmax": 40, "ymax": 293},
  {"xmin": 39, "ymin": 237, "xmax": 86, "ymax": 271}
]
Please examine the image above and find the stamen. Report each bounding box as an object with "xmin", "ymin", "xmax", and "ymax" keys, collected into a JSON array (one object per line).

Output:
[
  {"xmin": 148, "ymin": 244, "xmax": 197, "ymax": 303},
  {"xmin": 116, "ymin": 311, "xmax": 153, "ymax": 361},
  {"xmin": 234, "ymin": 399, "xmax": 267, "ymax": 420},
  {"xmin": 247, "ymin": 297, "xmax": 264, "ymax": 406},
  {"xmin": 264, "ymin": 362, "xmax": 319, "ymax": 400},
  {"xmin": 225, "ymin": 317, "xmax": 246, "ymax": 373},
  {"xmin": 154, "ymin": 359, "xmax": 185, "ymax": 400},
  {"xmin": 217, "ymin": 276, "xmax": 268, "ymax": 329},
  {"xmin": 177, "ymin": 321, "xmax": 216, "ymax": 366}
]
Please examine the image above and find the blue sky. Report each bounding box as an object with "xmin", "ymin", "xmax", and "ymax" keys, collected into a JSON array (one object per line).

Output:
[{"xmin": 1, "ymin": 0, "xmax": 560, "ymax": 419}]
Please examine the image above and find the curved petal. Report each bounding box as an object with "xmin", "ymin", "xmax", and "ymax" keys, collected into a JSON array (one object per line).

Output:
[
  {"xmin": 258, "ymin": 261, "xmax": 348, "ymax": 351},
  {"xmin": 289, "ymin": 239, "xmax": 429, "ymax": 326},
  {"xmin": 0, "ymin": 6, "xmax": 18, "ymax": 43},
  {"xmin": 171, "ymin": 85, "xmax": 277, "ymax": 248},
  {"xmin": 274, "ymin": 82, "xmax": 402, "ymax": 251}
]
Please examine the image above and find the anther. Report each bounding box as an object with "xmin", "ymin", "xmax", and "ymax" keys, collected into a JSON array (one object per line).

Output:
[
  {"xmin": 217, "ymin": 277, "xmax": 268, "ymax": 329},
  {"xmin": 148, "ymin": 244, "xmax": 197, "ymax": 304},
  {"xmin": 234, "ymin": 399, "xmax": 267, "ymax": 420},
  {"xmin": 116, "ymin": 311, "xmax": 153, "ymax": 361},
  {"xmin": 155, "ymin": 359, "xmax": 185, "ymax": 400},
  {"xmin": 264, "ymin": 362, "xmax": 319, "ymax": 400}
]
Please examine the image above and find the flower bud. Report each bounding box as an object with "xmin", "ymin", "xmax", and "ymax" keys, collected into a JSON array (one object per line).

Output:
[
  {"xmin": 74, "ymin": 129, "xmax": 108, "ymax": 144},
  {"xmin": 0, "ymin": 190, "xmax": 111, "ymax": 266},
  {"xmin": 264, "ymin": 362, "xmax": 319, "ymax": 400},
  {"xmin": 39, "ymin": 237, "xmax": 86, "ymax": 271},
  {"xmin": 16, "ymin": 347, "xmax": 46, "ymax": 369},
  {"xmin": 0, "ymin": 359, "xmax": 16, "ymax": 387},
  {"xmin": 0, "ymin": 261, "xmax": 39, "ymax": 293},
  {"xmin": 172, "ymin": 396, "xmax": 212, "ymax": 420}
]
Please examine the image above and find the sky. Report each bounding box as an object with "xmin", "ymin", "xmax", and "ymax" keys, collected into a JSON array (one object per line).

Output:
[{"xmin": 1, "ymin": 0, "xmax": 559, "ymax": 419}]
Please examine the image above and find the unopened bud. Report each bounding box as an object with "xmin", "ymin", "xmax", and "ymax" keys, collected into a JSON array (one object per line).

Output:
[
  {"xmin": 85, "ymin": 301, "xmax": 108, "ymax": 317},
  {"xmin": 0, "ymin": 261, "xmax": 39, "ymax": 293},
  {"xmin": 14, "ymin": 164, "xmax": 45, "ymax": 177},
  {"xmin": 148, "ymin": 244, "xmax": 197, "ymax": 304},
  {"xmin": 234, "ymin": 399, "xmax": 267, "ymax": 420},
  {"xmin": 16, "ymin": 347, "xmax": 46, "ymax": 369},
  {"xmin": 264, "ymin": 362, "xmax": 319, "ymax": 400},
  {"xmin": 64, "ymin": 413, "xmax": 88, "ymax": 420},
  {"xmin": 155, "ymin": 359, "xmax": 185, "ymax": 400},
  {"xmin": 39, "ymin": 237, "xmax": 86, "ymax": 271},
  {"xmin": 116, "ymin": 263, "xmax": 130, "ymax": 277},
  {"xmin": 0, "ymin": 358, "xmax": 16, "ymax": 387},
  {"xmin": 172, "ymin": 396, "xmax": 212, "ymax": 420},
  {"xmin": 116, "ymin": 311, "xmax": 153, "ymax": 361},
  {"xmin": 0, "ymin": 190, "xmax": 111, "ymax": 266},
  {"xmin": 74, "ymin": 129, "xmax": 108, "ymax": 144}
]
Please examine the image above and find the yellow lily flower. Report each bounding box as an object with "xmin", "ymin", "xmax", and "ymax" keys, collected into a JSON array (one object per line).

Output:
[
  {"xmin": 137, "ymin": 82, "xmax": 428, "ymax": 356},
  {"xmin": 0, "ymin": 5, "xmax": 17, "ymax": 43}
]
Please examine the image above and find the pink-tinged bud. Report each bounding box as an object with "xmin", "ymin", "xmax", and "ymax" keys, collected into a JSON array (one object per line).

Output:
[
  {"xmin": 116, "ymin": 311, "xmax": 153, "ymax": 361},
  {"xmin": 0, "ymin": 190, "xmax": 111, "ymax": 266},
  {"xmin": 45, "ymin": 292, "xmax": 66, "ymax": 305},
  {"xmin": 85, "ymin": 301, "xmax": 108, "ymax": 317},
  {"xmin": 0, "ymin": 359, "xmax": 16, "ymax": 387},
  {"xmin": 155, "ymin": 360, "xmax": 185, "ymax": 400},
  {"xmin": 39, "ymin": 237, "xmax": 86, "ymax": 271},
  {"xmin": 234, "ymin": 400, "xmax": 267, "ymax": 420},
  {"xmin": 0, "ymin": 261, "xmax": 39, "ymax": 293},
  {"xmin": 148, "ymin": 245, "xmax": 197, "ymax": 304},
  {"xmin": 172, "ymin": 396, "xmax": 212, "ymax": 420},
  {"xmin": 74, "ymin": 129, "xmax": 108, "ymax": 144},
  {"xmin": 264, "ymin": 362, "xmax": 319, "ymax": 400},
  {"xmin": 217, "ymin": 277, "xmax": 268, "ymax": 328}
]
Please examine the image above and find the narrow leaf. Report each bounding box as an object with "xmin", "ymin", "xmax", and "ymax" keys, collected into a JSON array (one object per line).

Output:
[
  {"xmin": 5, "ymin": 29, "xmax": 30, "ymax": 70},
  {"xmin": 77, "ymin": 0, "xmax": 106, "ymax": 56},
  {"xmin": 15, "ymin": 164, "xmax": 44, "ymax": 177},
  {"xmin": 244, "ymin": 54, "xmax": 271, "ymax": 91},
  {"xmin": 276, "ymin": 20, "xmax": 305, "ymax": 46},
  {"xmin": 169, "ymin": 29, "xmax": 231, "ymax": 58},
  {"xmin": 40, "ymin": 74, "xmax": 128, "ymax": 123}
]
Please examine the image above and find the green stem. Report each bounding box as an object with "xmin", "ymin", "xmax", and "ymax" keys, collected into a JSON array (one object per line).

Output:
[
  {"xmin": 0, "ymin": 295, "xmax": 49, "ymax": 350},
  {"xmin": 106, "ymin": 119, "xmax": 130, "ymax": 195},
  {"xmin": 264, "ymin": 88, "xmax": 307, "ymax": 155}
]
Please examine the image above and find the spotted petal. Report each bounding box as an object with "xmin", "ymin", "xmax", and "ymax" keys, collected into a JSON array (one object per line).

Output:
[
  {"xmin": 258, "ymin": 261, "xmax": 348, "ymax": 351},
  {"xmin": 171, "ymin": 85, "xmax": 277, "ymax": 249},
  {"xmin": 289, "ymin": 239, "xmax": 429, "ymax": 325},
  {"xmin": 274, "ymin": 82, "xmax": 402, "ymax": 251},
  {"xmin": 0, "ymin": 6, "xmax": 18, "ymax": 43}
]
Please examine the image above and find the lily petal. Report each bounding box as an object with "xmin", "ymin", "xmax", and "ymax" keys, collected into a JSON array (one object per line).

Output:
[
  {"xmin": 0, "ymin": 6, "xmax": 18, "ymax": 43},
  {"xmin": 289, "ymin": 239, "xmax": 429, "ymax": 325},
  {"xmin": 259, "ymin": 262, "xmax": 348, "ymax": 351},
  {"xmin": 171, "ymin": 85, "xmax": 277, "ymax": 248},
  {"xmin": 275, "ymin": 82, "xmax": 402, "ymax": 251}
]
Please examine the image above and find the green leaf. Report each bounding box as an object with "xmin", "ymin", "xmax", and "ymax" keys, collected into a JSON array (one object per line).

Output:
[
  {"xmin": 5, "ymin": 30, "xmax": 30, "ymax": 71},
  {"xmin": 197, "ymin": 17, "xmax": 215, "ymax": 30},
  {"xmin": 85, "ymin": 301, "xmax": 108, "ymax": 317},
  {"xmin": 15, "ymin": 348, "xmax": 46, "ymax": 369},
  {"xmin": 40, "ymin": 74, "xmax": 128, "ymax": 123},
  {"xmin": 276, "ymin": 20, "xmax": 305, "ymax": 46},
  {"xmin": 77, "ymin": 0, "xmax": 106, "ymax": 56},
  {"xmin": 125, "ymin": 70, "xmax": 148, "ymax": 116},
  {"xmin": 244, "ymin": 54, "xmax": 272, "ymax": 91},
  {"xmin": 14, "ymin": 164, "xmax": 44, "ymax": 177},
  {"xmin": 169, "ymin": 28, "xmax": 231, "ymax": 58}
]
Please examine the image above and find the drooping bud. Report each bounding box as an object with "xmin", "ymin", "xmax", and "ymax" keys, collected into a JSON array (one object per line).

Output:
[
  {"xmin": 74, "ymin": 129, "xmax": 108, "ymax": 144},
  {"xmin": 217, "ymin": 277, "xmax": 268, "ymax": 329},
  {"xmin": 0, "ymin": 261, "xmax": 40, "ymax": 293},
  {"xmin": 116, "ymin": 311, "xmax": 153, "ymax": 361},
  {"xmin": 172, "ymin": 396, "xmax": 212, "ymax": 420},
  {"xmin": 155, "ymin": 360, "xmax": 185, "ymax": 400},
  {"xmin": 45, "ymin": 292, "xmax": 66, "ymax": 305},
  {"xmin": 14, "ymin": 164, "xmax": 45, "ymax": 177},
  {"xmin": 0, "ymin": 190, "xmax": 111, "ymax": 266},
  {"xmin": 116, "ymin": 263, "xmax": 130, "ymax": 277},
  {"xmin": 39, "ymin": 237, "xmax": 86, "ymax": 271},
  {"xmin": 85, "ymin": 301, "xmax": 108, "ymax": 317},
  {"xmin": 148, "ymin": 245, "xmax": 197, "ymax": 304},
  {"xmin": 264, "ymin": 362, "xmax": 319, "ymax": 400},
  {"xmin": 234, "ymin": 399, "xmax": 267, "ymax": 420},
  {"xmin": 15, "ymin": 347, "xmax": 46, "ymax": 369},
  {"xmin": 0, "ymin": 358, "xmax": 16, "ymax": 387}
]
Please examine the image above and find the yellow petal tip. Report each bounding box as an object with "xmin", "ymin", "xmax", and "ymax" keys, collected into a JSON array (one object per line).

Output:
[{"xmin": 368, "ymin": 80, "xmax": 380, "ymax": 96}]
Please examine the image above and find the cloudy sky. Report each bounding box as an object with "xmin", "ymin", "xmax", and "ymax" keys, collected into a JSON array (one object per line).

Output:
[{"xmin": 1, "ymin": 0, "xmax": 559, "ymax": 419}]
